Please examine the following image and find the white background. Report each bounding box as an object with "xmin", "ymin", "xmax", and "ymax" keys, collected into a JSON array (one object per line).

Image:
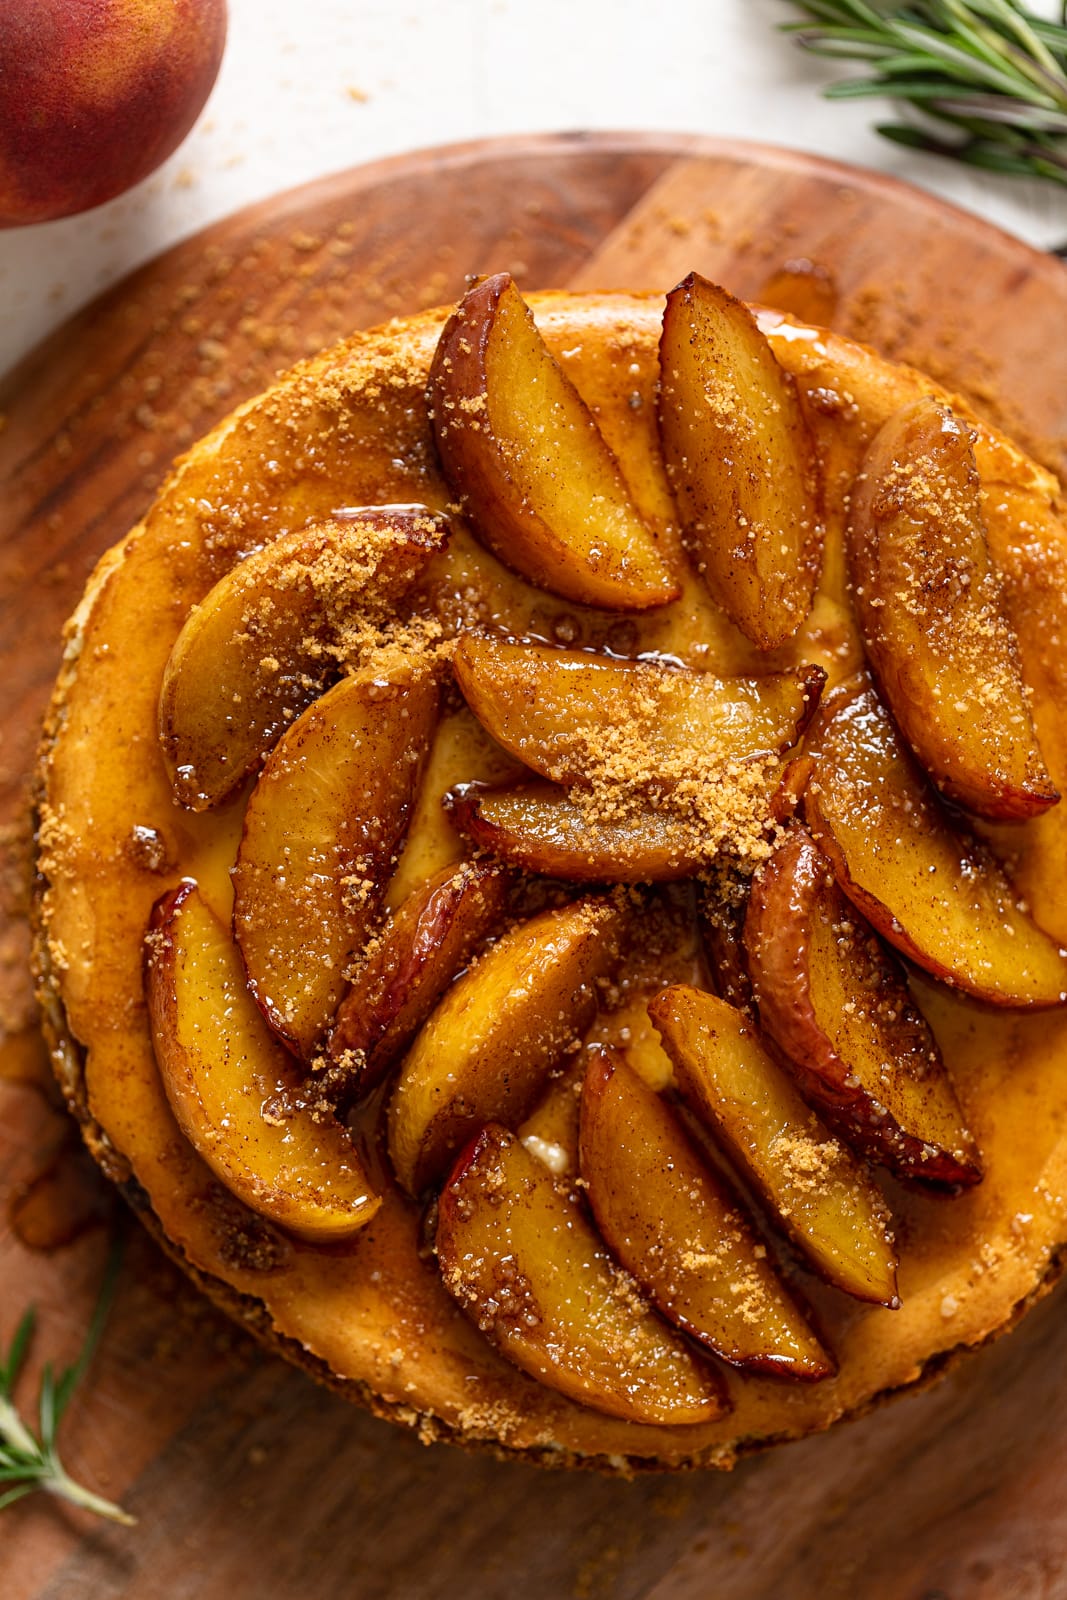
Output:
[{"xmin": 3, "ymin": 0, "xmax": 1067, "ymax": 378}]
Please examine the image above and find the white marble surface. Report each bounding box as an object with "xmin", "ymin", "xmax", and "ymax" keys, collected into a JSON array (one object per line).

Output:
[{"xmin": 2, "ymin": 0, "xmax": 1067, "ymax": 379}]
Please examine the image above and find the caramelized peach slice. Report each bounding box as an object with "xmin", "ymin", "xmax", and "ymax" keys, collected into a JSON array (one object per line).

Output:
[
  {"xmin": 579, "ymin": 1049, "xmax": 833, "ymax": 1379},
  {"xmin": 145, "ymin": 882, "xmax": 380, "ymax": 1241},
  {"xmin": 232, "ymin": 662, "xmax": 439, "ymax": 1059},
  {"xmin": 449, "ymin": 780, "xmax": 704, "ymax": 882},
  {"xmin": 436, "ymin": 1124, "xmax": 727, "ymax": 1424},
  {"xmin": 320, "ymin": 859, "xmax": 510, "ymax": 1105},
  {"xmin": 745, "ymin": 825, "xmax": 981, "ymax": 1186},
  {"xmin": 387, "ymin": 896, "xmax": 625, "ymax": 1196},
  {"xmin": 805, "ymin": 676, "xmax": 1067, "ymax": 1008},
  {"xmin": 452, "ymin": 636, "xmax": 825, "ymax": 787},
  {"xmin": 848, "ymin": 397, "xmax": 1056, "ymax": 821},
  {"xmin": 699, "ymin": 889, "xmax": 755, "ymax": 1018},
  {"xmin": 649, "ymin": 986, "xmax": 899, "ymax": 1305},
  {"xmin": 658, "ymin": 272, "xmax": 823, "ymax": 649},
  {"xmin": 159, "ymin": 508, "xmax": 448, "ymax": 810},
  {"xmin": 428, "ymin": 273, "xmax": 678, "ymax": 611}
]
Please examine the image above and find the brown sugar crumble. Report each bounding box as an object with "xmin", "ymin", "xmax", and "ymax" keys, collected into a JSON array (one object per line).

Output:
[
  {"xmin": 562, "ymin": 746, "xmax": 781, "ymax": 880},
  {"xmin": 227, "ymin": 510, "xmax": 451, "ymax": 683}
]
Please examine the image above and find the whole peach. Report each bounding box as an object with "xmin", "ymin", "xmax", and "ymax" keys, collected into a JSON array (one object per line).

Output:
[{"xmin": 0, "ymin": 0, "xmax": 227, "ymax": 227}]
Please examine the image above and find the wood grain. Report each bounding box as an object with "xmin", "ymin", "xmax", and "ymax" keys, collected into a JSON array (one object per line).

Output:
[{"xmin": 3, "ymin": 131, "xmax": 1067, "ymax": 1600}]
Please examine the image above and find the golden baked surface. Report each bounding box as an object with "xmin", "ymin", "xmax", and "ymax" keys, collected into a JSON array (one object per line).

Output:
[{"xmin": 36, "ymin": 289, "xmax": 1067, "ymax": 1470}]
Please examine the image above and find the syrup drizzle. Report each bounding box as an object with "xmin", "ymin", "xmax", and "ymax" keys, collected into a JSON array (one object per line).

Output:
[{"xmin": 759, "ymin": 259, "xmax": 839, "ymax": 327}]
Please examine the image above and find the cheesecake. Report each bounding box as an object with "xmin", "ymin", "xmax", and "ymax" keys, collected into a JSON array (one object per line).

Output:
[{"xmin": 34, "ymin": 274, "xmax": 1067, "ymax": 1471}]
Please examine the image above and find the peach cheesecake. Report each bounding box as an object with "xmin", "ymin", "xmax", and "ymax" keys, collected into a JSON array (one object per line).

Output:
[{"xmin": 34, "ymin": 272, "xmax": 1067, "ymax": 1470}]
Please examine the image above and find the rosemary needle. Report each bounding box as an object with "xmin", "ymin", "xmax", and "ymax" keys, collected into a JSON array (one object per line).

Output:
[
  {"xmin": 0, "ymin": 1237, "xmax": 135, "ymax": 1525},
  {"xmin": 781, "ymin": 0, "xmax": 1067, "ymax": 186}
]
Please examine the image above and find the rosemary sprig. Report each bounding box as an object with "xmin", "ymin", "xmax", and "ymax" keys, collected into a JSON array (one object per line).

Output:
[
  {"xmin": 0, "ymin": 1239, "xmax": 135, "ymax": 1525},
  {"xmin": 782, "ymin": 1, "xmax": 1067, "ymax": 185}
]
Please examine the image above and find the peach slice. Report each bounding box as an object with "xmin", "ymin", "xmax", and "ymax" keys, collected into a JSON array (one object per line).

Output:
[
  {"xmin": 699, "ymin": 890, "xmax": 755, "ymax": 1018},
  {"xmin": 649, "ymin": 986, "xmax": 899, "ymax": 1306},
  {"xmin": 145, "ymin": 882, "xmax": 380, "ymax": 1242},
  {"xmin": 805, "ymin": 676, "xmax": 1067, "ymax": 1008},
  {"xmin": 232, "ymin": 662, "xmax": 439, "ymax": 1060},
  {"xmin": 658, "ymin": 272, "xmax": 823, "ymax": 650},
  {"xmin": 452, "ymin": 636, "xmax": 826, "ymax": 787},
  {"xmin": 321, "ymin": 859, "xmax": 510, "ymax": 1105},
  {"xmin": 427, "ymin": 273, "xmax": 679, "ymax": 611},
  {"xmin": 745, "ymin": 825, "xmax": 982, "ymax": 1187},
  {"xmin": 449, "ymin": 780, "xmax": 704, "ymax": 882},
  {"xmin": 436, "ymin": 1124, "xmax": 728, "ymax": 1424},
  {"xmin": 159, "ymin": 508, "xmax": 448, "ymax": 810},
  {"xmin": 387, "ymin": 896, "xmax": 625, "ymax": 1196},
  {"xmin": 848, "ymin": 397, "xmax": 1056, "ymax": 821},
  {"xmin": 579, "ymin": 1049, "xmax": 833, "ymax": 1379}
]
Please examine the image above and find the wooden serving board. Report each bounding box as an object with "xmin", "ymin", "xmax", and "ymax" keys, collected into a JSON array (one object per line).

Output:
[{"xmin": 4, "ymin": 131, "xmax": 1067, "ymax": 1600}]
